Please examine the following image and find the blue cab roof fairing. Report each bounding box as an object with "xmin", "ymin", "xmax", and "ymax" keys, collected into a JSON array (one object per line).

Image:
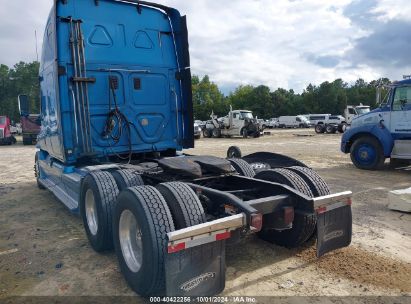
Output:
[{"xmin": 38, "ymin": 0, "xmax": 193, "ymax": 164}]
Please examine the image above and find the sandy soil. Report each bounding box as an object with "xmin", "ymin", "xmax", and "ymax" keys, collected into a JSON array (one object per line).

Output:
[{"xmin": 0, "ymin": 130, "xmax": 410, "ymax": 300}]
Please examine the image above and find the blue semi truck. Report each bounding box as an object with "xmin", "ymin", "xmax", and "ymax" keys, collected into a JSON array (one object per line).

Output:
[
  {"xmin": 35, "ymin": 0, "xmax": 353, "ymax": 297},
  {"xmin": 341, "ymin": 78, "xmax": 411, "ymax": 170}
]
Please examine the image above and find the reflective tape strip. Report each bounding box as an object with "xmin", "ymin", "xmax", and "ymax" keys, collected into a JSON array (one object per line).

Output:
[
  {"xmin": 316, "ymin": 199, "xmax": 350, "ymax": 214},
  {"xmin": 168, "ymin": 229, "xmax": 232, "ymax": 254}
]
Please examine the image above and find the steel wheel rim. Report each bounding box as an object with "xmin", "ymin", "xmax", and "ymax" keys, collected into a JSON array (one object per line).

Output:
[
  {"xmin": 85, "ymin": 189, "xmax": 98, "ymax": 236},
  {"xmin": 356, "ymin": 144, "xmax": 376, "ymax": 165},
  {"xmin": 119, "ymin": 210, "xmax": 143, "ymax": 273}
]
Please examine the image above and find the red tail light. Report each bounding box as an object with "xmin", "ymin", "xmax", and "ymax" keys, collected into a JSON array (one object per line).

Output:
[
  {"xmin": 283, "ymin": 207, "xmax": 294, "ymax": 225},
  {"xmin": 250, "ymin": 213, "xmax": 263, "ymax": 232}
]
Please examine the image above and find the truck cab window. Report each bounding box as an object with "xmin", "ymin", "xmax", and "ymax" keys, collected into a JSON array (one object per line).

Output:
[{"xmin": 392, "ymin": 86, "xmax": 411, "ymax": 111}]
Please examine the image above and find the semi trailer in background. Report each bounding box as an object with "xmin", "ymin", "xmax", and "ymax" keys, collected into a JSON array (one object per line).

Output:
[
  {"xmin": 18, "ymin": 95, "xmax": 41, "ymax": 145},
  {"xmin": 34, "ymin": 0, "xmax": 353, "ymax": 297}
]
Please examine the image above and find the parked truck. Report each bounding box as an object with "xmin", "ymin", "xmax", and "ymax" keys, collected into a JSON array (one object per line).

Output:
[
  {"xmin": 341, "ymin": 78, "xmax": 411, "ymax": 170},
  {"xmin": 203, "ymin": 108, "xmax": 260, "ymax": 138},
  {"xmin": 18, "ymin": 94, "xmax": 41, "ymax": 145},
  {"xmin": 278, "ymin": 115, "xmax": 310, "ymax": 128},
  {"xmin": 0, "ymin": 115, "xmax": 17, "ymax": 145},
  {"xmin": 344, "ymin": 104, "xmax": 371, "ymax": 125},
  {"xmin": 35, "ymin": 0, "xmax": 353, "ymax": 297}
]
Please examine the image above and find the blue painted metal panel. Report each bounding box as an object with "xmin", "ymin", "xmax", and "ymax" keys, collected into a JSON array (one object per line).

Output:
[
  {"xmin": 341, "ymin": 124, "xmax": 394, "ymax": 157},
  {"xmin": 39, "ymin": 0, "xmax": 193, "ymax": 165}
]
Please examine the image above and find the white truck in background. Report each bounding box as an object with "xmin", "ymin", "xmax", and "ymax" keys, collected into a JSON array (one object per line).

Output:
[
  {"xmin": 278, "ymin": 115, "xmax": 310, "ymax": 128},
  {"xmin": 344, "ymin": 104, "xmax": 371, "ymax": 124},
  {"xmin": 307, "ymin": 114, "xmax": 346, "ymax": 134},
  {"xmin": 203, "ymin": 108, "xmax": 260, "ymax": 138},
  {"xmin": 307, "ymin": 105, "xmax": 371, "ymax": 134}
]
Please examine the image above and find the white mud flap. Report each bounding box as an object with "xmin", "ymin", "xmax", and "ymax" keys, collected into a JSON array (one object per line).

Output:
[
  {"xmin": 165, "ymin": 241, "xmax": 226, "ymax": 296},
  {"xmin": 316, "ymin": 204, "xmax": 352, "ymax": 257}
]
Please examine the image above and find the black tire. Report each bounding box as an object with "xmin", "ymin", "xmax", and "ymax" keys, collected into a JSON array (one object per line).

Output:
[
  {"xmin": 338, "ymin": 123, "xmax": 346, "ymax": 133},
  {"xmin": 255, "ymin": 168, "xmax": 316, "ymax": 248},
  {"xmin": 227, "ymin": 146, "xmax": 242, "ymax": 159},
  {"xmin": 287, "ymin": 166, "xmax": 330, "ymax": 241},
  {"xmin": 315, "ymin": 124, "xmax": 325, "ymax": 134},
  {"xmin": 34, "ymin": 152, "xmax": 45, "ymax": 190},
  {"xmin": 203, "ymin": 129, "xmax": 212, "ymax": 138},
  {"xmin": 113, "ymin": 186, "xmax": 174, "ymax": 297},
  {"xmin": 212, "ymin": 128, "xmax": 221, "ymax": 138},
  {"xmin": 156, "ymin": 182, "xmax": 206, "ymax": 229},
  {"xmin": 229, "ymin": 158, "xmax": 255, "ymax": 177},
  {"xmin": 241, "ymin": 128, "xmax": 248, "ymax": 138},
  {"xmin": 350, "ymin": 136, "xmax": 385, "ymax": 170},
  {"xmin": 80, "ymin": 171, "xmax": 119, "ymax": 252},
  {"xmin": 325, "ymin": 125, "xmax": 335, "ymax": 134},
  {"xmin": 287, "ymin": 166, "xmax": 330, "ymax": 197},
  {"xmin": 111, "ymin": 169, "xmax": 144, "ymax": 191}
]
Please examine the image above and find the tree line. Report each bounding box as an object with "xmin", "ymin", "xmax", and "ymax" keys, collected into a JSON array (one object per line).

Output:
[
  {"xmin": 192, "ymin": 75, "xmax": 391, "ymax": 121},
  {"xmin": 0, "ymin": 62, "xmax": 40, "ymax": 123},
  {"xmin": 0, "ymin": 61, "xmax": 391, "ymax": 123}
]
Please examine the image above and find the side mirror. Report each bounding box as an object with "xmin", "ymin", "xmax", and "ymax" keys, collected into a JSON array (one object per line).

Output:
[{"xmin": 18, "ymin": 94, "xmax": 30, "ymax": 116}]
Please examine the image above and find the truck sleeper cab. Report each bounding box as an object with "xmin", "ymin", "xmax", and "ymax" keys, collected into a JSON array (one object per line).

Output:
[{"xmin": 36, "ymin": 0, "xmax": 353, "ymax": 297}]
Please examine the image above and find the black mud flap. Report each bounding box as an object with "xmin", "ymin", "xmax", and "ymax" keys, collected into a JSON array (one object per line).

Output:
[
  {"xmin": 316, "ymin": 205, "xmax": 352, "ymax": 257},
  {"xmin": 165, "ymin": 241, "xmax": 226, "ymax": 296}
]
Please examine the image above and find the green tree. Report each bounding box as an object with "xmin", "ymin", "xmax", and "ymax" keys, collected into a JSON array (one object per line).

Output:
[
  {"xmin": 0, "ymin": 61, "xmax": 40, "ymax": 123},
  {"xmin": 192, "ymin": 75, "xmax": 227, "ymax": 120}
]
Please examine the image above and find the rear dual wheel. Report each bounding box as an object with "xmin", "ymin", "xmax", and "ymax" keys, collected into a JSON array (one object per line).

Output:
[
  {"xmin": 111, "ymin": 169, "xmax": 144, "ymax": 191},
  {"xmin": 113, "ymin": 186, "xmax": 175, "ymax": 296},
  {"xmin": 113, "ymin": 182, "xmax": 206, "ymax": 296},
  {"xmin": 255, "ymin": 167, "xmax": 329, "ymax": 248},
  {"xmin": 80, "ymin": 171, "xmax": 119, "ymax": 252}
]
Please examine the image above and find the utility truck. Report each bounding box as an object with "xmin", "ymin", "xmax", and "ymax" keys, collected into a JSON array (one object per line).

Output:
[
  {"xmin": 341, "ymin": 78, "xmax": 411, "ymax": 170},
  {"xmin": 35, "ymin": 0, "xmax": 353, "ymax": 297},
  {"xmin": 18, "ymin": 95, "xmax": 41, "ymax": 145},
  {"xmin": 203, "ymin": 108, "xmax": 260, "ymax": 138},
  {"xmin": 0, "ymin": 115, "xmax": 16, "ymax": 145}
]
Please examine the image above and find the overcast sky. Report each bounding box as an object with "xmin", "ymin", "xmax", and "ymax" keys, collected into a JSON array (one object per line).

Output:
[{"xmin": 0, "ymin": 0, "xmax": 410, "ymax": 93}]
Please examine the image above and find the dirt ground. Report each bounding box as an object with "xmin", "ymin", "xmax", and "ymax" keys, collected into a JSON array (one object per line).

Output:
[{"xmin": 0, "ymin": 130, "xmax": 410, "ymax": 301}]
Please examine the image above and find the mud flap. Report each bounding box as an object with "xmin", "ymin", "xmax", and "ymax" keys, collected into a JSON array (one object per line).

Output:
[
  {"xmin": 316, "ymin": 205, "xmax": 352, "ymax": 257},
  {"xmin": 165, "ymin": 241, "xmax": 226, "ymax": 296}
]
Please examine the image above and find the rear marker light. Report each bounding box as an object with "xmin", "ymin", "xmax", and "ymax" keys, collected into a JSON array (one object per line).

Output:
[
  {"xmin": 250, "ymin": 213, "xmax": 263, "ymax": 232},
  {"xmin": 317, "ymin": 206, "xmax": 327, "ymax": 214},
  {"xmin": 283, "ymin": 207, "xmax": 294, "ymax": 225},
  {"xmin": 216, "ymin": 231, "xmax": 231, "ymax": 241},
  {"xmin": 168, "ymin": 242, "xmax": 185, "ymax": 254}
]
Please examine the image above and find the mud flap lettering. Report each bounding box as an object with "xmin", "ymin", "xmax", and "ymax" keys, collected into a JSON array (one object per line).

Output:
[
  {"xmin": 165, "ymin": 241, "xmax": 226, "ymax": 296},
  {"xmin": 316, "ymin": 205, "xmax": 352, "ymax": 257}
]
